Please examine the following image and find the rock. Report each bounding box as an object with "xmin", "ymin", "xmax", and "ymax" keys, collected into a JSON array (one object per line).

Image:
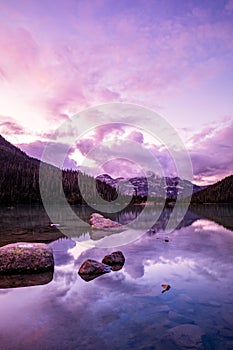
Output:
[
  {"xmin": 102, "ymin": 251, "xmax": 125, "ymax": 271},
  {"xmin": 0, "ymin": 242, "xmax": 54, "ymax": 274},
  {"xmin": 166, "ymin": 324, "xmax": 204, "ymax": 348},
  {"xmin": 89, "ymin": 213, "xmax": 122, "ymax": 229},
  {"xmin": 161, "ymin": 284, "xmax": 171, "ymax": 293},
  {"xmin": 78, "ymin": 259, "xmax": 111, "ymax": 282}
]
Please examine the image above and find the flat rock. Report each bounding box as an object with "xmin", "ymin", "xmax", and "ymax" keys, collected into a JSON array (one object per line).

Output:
[
  {"xmin": 0, "ymin": 242, "xmax": 54, "ymax": 274},
  {"xmin": 166, "ymin": 324, "xmax": 204, "ymax": 348},
  {"xmin": 89, "ymin": 213, "xmax": 122, "ymax": 229},
  {"xmin": 102, "ymin": 251, "xmax": 125, "ymax": 271},
  {"xmin": 78, "ymin": 259, "xmax": 111, "ymax": 282}
]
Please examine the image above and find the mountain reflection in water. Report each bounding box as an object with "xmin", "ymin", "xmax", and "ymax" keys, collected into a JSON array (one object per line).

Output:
[{"xmin": 0, "ymin": 204, "xmax": 233, "ymax": 349}]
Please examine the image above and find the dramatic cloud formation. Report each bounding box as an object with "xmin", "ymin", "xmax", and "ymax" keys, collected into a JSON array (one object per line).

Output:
[
  {"xmin": 189, "ymin": 118, "xmax": 233, "ymax": 184},
  {"xmin": 0, "ymin": 0, "xmax": 232, "ymax": 184},
  {"xmin": 0, "ymin": 119, "xmax": 25, "ymax": 135},
  {"xmin": 19, "ymin": 140, "xmax": 78, "ymax": 169},
  {"xmin": 16, "ymin": 114, "xmax": 232, "ymax": 184}
]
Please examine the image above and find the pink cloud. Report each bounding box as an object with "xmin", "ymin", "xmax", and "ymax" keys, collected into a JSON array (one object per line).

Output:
[
  {"xmin": 76, "ymin": 139, "xmax": 95, "ymax": 156},
  {"xmin": 0, "ymin": 118, "xmax": 25, "ymax": 135},
  {"xmin": 0, "ymin": 1, "xmax": 232, "ymax": 186},
  {"xmin": 19, "ymin": 140, "xmax": 77, "ymax": 169},
  {"xmin": 0, "ymin": 0, "xmax": 232, "ymax": 125},
  {"xmin": 101, "ymin": 158, "xmax": 145, "ymax": 179},
  {"xmin": 18, "ymin": 140, "xmax": 46, "ymax": 160},
  {"xmin": 128, "ymin": 131, "xmax": 144, "ymax": 144},
  {"xmin": 8, "ymin": 116, "xmax": 232, "ymax": 185},
  {"xmin": 93, "ymin": 124, "xmax": 125, "ymax": 143},
  {"xmin": 189, "ymin": 119, "xmax": 233, "ymax": 183},
  {"xmin": 0, "ymin": 23, "xmax": 39, "ymax": 80}
]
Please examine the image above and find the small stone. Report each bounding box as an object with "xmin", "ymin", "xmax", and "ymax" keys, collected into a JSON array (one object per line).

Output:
[
  {"xmin": 161, "ymin": 284, "xmax": 171, "ymax": 293},
  {"xmin": 102, "ymin": 251, "xmax": 125, "ymax": 271},
  {"xmin": 78, "ymin": 259, "xmax": 111, "ymax": 282}
]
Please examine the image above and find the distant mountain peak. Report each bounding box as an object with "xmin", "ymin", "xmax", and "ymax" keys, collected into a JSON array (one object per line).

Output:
[{"xmin": 96, "ymin": 173, "xmax": 204, "ymax": 199}]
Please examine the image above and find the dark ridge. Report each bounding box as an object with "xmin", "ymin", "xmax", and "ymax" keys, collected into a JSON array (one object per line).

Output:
[
  {"xmin": 191, "ymin": 175, "xmax": 233, "ymax": 203},
  {"xmin": 0, "ymin": 134, "xmax": 117, "ymax": 205}
]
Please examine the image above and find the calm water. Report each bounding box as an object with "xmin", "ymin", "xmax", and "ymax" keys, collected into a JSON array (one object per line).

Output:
[{"xmin": 0, "ymin": 204, "xmax": 233, "ymax": 349}]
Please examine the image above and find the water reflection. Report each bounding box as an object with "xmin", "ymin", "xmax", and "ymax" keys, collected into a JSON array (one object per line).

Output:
[
  {"xmin": 0, "ymin": 204, "xmax": 232, "ymax": 247},
  {"xmin": 0, "ymin": 271, "xmax": 53, "ymax": 289},
  {"xmin": 190, "ymin": 203, "xmax": 233, "ymax": 231},
  {"xmin": 0, "ymin": 205, "xmax": 64, "ymax": 247},
  {"xmin": 0, "ymin": 204, "xmax": 233, "ymax": 349}
]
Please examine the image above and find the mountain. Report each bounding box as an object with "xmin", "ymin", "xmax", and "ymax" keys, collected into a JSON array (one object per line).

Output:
[
  {"xmin": 0, "ymin": 135, "xmax": 117, "ymax": 205},
  {"xmin": 2, "ymin": 135, "xmax": 231, "ymax": 205},
  {"xmin": 191, "ymin": 175, "xmax": 233, "ymax": 203},
  {"xmin": 96, "ymin": 173, "xmax": 204, "ymax": 200},
  {"xmin": 0, "ymin": 135, "xmax": 31, "ymax": 158}
]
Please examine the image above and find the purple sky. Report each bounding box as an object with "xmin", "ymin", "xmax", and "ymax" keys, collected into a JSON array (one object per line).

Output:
[{"xmin": 0, "ymin": 0, "xmax": 232, "ymax": 184}]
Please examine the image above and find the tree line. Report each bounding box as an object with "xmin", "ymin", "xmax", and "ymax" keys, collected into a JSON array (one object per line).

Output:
[
  {"xmin": 191, "ymin": 175, "xmax": 233, "ymax": 203},
  {"xmin": 0, "ymin": 137, "xmax": 118, "ymax": 205}
]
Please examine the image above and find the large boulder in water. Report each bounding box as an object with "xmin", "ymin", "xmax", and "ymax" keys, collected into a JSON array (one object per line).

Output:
[
  {"xmin": 89, "ymin": 213, "xmax": 122, "ymax": 229},
  {"xmin": 0, "ymin": 242, "xmax": 54, "ymax": 274},
  {"xmin": 78, "ymin": 259, "xmax": 111, "ymax": 282},
  {"xmin": 102, "ymin": 251, "xmax": 125, "ymax": 271}
]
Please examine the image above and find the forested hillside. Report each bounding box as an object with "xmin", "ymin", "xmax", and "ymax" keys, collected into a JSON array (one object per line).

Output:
[
  {"xmin": 191, "ymin": 175, "xmax": 233, "ymax": 203},
  {"xmin": 1, "ymin": 135, "xmax": 232, "ymax": 205},
  {"xmin": 0, "ymin": 135, "xmax": 117, "ymax": 205}
]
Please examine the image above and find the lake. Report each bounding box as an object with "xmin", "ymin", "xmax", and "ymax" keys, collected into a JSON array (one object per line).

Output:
[{"xmin": 0, "ymin": 204, "xmax": 233, "ymax": 349}]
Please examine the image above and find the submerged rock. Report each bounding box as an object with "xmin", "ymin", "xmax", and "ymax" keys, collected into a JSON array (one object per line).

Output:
[
  {"xmin": 78, "ymin": 259, "xmax": 111, "ymax": 282},
  {"xmin": 89, "ymin": 213, "xmax": 122, "ymax": 229},
  {"xmin": 102, "ymin": 251, "xmax": 125, "ymax": 271},
  {"xmin": 0, "ymin": 242, "xmax": 54, "ymax": 274},
  {"xmin": 166, "ymin": 324, "xmax": 204, "ymax": 348}
]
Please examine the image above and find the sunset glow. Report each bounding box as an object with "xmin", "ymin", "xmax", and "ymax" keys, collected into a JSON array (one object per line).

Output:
[{"xmin": 0, "ymin": 0, "xmax": 232, "ymax": 184}]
